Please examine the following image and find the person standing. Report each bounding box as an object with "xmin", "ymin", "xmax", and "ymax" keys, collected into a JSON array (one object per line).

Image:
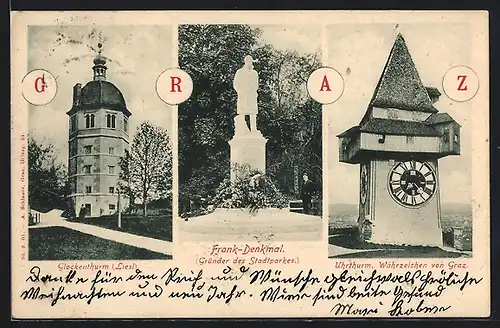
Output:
[
  {"xmin": 78, "ymin": 204, "xmax": 86, "ymax": 219},
  {"xmin": 301, "ymin": 173, "xmax": 315, "ymax": 215}
]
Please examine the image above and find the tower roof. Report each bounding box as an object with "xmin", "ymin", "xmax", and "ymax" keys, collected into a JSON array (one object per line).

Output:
[
  {"xmin": 425, "ymin": 112, "xmax": 460, "ymax": 126},
  {"xmin": 369, "ymin": 33, "xmax": 438, "ymax": 114},
  {"xmin": 67, "ymin": 44, "xmax": 131, "ymax": 116},
  {"xmin": 67, "ymin": 80, "xmax": 130, "ymax": 116},
  {"xmin": 360, "ymin": 118, "xmax": 442, "ymax": 137},
  {"xmin": 93, "ymin": 52, "xmax": 107, "ymax": 66}
]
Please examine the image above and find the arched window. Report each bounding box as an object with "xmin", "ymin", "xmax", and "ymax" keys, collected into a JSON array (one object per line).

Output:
[
  {"xmin": 106, "ymin": 113, "xmax": 116, "ymax": 128},
  {"xmin": 85, "ymin": 114, "xmax": 95, "ymax": 128}
]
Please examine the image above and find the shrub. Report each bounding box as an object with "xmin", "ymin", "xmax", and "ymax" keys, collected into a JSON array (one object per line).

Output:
[{"xmin": 211, "ymin": 163, "xmax": 290, "ymax": 212}]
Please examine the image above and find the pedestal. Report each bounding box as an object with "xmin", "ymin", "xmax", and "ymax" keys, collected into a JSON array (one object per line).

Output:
[{"xmin": 229, "ymin": 131, "xmax": 267, "ymax": 181}]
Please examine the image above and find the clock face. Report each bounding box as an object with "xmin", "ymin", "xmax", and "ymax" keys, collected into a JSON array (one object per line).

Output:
[
  {"xmin": 388, "ymin": 160, "xmax": 437, "ymax": 208},
  {"xmin": 387, "ymin": 109, "xmax": 399, "ymax": 119},
  {"xmin": 360, "ymin": 164, "xmax": 368, "ymax": 205}
]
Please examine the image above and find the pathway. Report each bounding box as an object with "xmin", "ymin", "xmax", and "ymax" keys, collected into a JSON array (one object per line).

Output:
[
  {"xmin": 178, "ymin": 208, "xmax": 323, "ymax": 242},
  {"xmin": 29, "ymin": 214, "xmax": 173, "ymax": 255}
]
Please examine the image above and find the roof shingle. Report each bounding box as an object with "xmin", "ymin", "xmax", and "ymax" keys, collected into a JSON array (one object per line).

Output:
[
  {"xmin": 425, "ymin": 112, "xmax": 459, "ymax": 126},
  {"xmin": 359, "ymin": 118, "xmax": 442, "ymax": 137}
]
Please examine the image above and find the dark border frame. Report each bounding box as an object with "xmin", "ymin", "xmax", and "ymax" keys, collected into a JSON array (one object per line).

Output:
[{"xmin": 8, "ymin": 0, "xmax": 499, "ymax": 324}]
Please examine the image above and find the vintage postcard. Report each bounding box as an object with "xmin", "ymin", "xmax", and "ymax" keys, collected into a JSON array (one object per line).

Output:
[{"xmin": 11, "ymin": 11, "xmax": 490, "ymax": 319}]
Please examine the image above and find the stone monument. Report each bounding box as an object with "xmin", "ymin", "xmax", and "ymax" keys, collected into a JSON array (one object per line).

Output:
[{"xmin": 229, "ymin": 55, "xmax": 268, "ymax": 181}]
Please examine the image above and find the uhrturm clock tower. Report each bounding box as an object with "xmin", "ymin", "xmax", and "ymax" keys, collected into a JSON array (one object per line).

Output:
[
  {"xmin": 66, "ymin": 44, "xmax": 131, "ymax": 218},
  {"xmin": 337, "ymin": 33, "xmax": 461, "ymax": 247}
]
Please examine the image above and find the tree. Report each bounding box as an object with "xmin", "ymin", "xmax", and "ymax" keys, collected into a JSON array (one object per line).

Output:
[
  {"xmin": 28, "ymin": 137, "xmax": 68, "ymax": 212},
  {"xmin": 119, "ymin": 122, "xmax": 172, "ymax": 217},
  {"xmin": 254, "ymin": 48, "xmax": 322, "ymax": 195},
  {"xmin": 178, "ymin": 24, "xmax": 322, "ymax": 212}
]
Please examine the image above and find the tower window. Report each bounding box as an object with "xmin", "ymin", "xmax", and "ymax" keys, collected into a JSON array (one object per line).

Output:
[
  {"xmin": 83, "ymin": 165, "xmax": 92, "ymax": 174},
  {"xmin": 109, "ymin": 187, "xmax": 115, "ymax": 193},
  {"xmin": 85, "ymin": 114, "xmax": 95, "ymax": 128},
  {"xmin": 106, "ymin": 114, "xmax": 116, "ymax": 128},
  {"xmin": 84, "ymin": 145, "xmax": 92, "ymax": 154},
  {"xmin": 85, "ymin": 186, "xmax": 92, "ymax": 193},
  {"xmin": 443, "ymin": 129, "xmax": 450, "ymax": 143},
  {"xmin": 454, "ymin": 134, "xmax": 459, "ymax": 143},
  {"xmin": 109, "ymin": 147, "xmax": 115, "ymax": 155},
  {"xmin": 69, "ymin": 140, "xmax": 77, "ymax": 157},
  {"xmin": 109, "ymin": 204, "xmax": 116, "ymax": 210},
  {"xmin": 108, "ymin": 166, "xmax": 115, "ymax": 174},
  {"xmin": 124, "ymin": 118, "xmax": 128, "ymax": 133},
  {"xmin": 70, "ymin": 116, "xmax": 77, "ymax": 132}
]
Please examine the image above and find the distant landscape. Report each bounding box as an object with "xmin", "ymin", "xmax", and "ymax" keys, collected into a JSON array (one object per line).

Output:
[{"xmin": 328, "ymin": 203, "xmax": 472, "ymax": 233}]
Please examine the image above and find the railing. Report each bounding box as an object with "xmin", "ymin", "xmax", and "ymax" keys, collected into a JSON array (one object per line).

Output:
[
  {"xmin": 288, "ymin": 199, "xmax": 322, "ymax": 216},
  {"xmin": 29, "ymin": 210, "xmax": 43, "ymax": 226}
]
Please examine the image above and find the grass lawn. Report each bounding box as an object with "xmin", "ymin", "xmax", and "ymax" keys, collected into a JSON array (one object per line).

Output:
[
  {"xmin": 329, "ymin": 227, "xmax": 469, "ymax": 259},
  {"xmin": 69, "ymin": 214, "xmax": 172, "ymax": 242},
  {"xmin": 29, "ymin": 227, "xmax": 171, "ymax": 261}
]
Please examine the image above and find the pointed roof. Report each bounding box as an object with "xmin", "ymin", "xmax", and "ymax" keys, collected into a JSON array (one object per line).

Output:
[{"xmin": 369, "ymin": 33, "xmax": 437, "ymax": 114}]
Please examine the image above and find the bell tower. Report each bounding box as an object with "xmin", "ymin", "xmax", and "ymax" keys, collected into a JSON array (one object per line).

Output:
[
  {"xmin": 337, "ymin": 33, "xmax": 461, "ymax": 247},
  {"xmin": 66, "ymin": 44, "xmax": 132, "ymax": 218}
]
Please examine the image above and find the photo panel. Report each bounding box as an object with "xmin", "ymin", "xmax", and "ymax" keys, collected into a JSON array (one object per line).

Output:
[
  {"xmin": 326, "ymin": 23, "xmax": 476, "ymax": 259},
  {"xmin": 176, "ymin": 24, "xmax": 324, "ymax": 243},
  {"xmin": 26, "ymin": 24, "xmax": 174, "ymax": 261}
]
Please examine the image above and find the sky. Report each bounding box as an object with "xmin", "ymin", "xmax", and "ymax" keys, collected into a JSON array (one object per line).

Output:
[
  {"xmin": 27, "ymin": 25, "xmax": 174, "ymax": 165},
  {"xmin": 325, "ymin": 23, "xmax": 473, "ymax": 205},
  {"xmin": 251, "ymin": 24, "xmax": 321, "ymax": 55}
]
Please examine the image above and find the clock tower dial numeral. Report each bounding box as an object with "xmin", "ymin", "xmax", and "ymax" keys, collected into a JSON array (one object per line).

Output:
[{"xmin": 388, "ymin": 161, "xmax": 437, "ymax": 208}]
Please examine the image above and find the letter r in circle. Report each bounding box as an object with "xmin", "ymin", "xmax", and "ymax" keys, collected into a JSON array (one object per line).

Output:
[{"xmin": 170, "ymin": 76, "xmax": 182, "ymax": 92}]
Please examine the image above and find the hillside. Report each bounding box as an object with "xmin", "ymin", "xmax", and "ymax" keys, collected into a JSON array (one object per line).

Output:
[{"xmin": 328, "ymin": 203, "xmax": 473, "ymax": 232}]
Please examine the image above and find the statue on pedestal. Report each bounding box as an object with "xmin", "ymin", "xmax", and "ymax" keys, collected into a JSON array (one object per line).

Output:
[
  {"xmin": 229, "ymin": 55, "xmax": 267, "ymax": 181},
  {"xmin": 233, "ymin": 55, "xmax": 259, "ymax": 134}
]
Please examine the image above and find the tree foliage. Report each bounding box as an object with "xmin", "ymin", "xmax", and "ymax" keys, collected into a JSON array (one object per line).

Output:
[
  {"xmin": 178, "ymin": 24, "xmax": 322, "ymax": 212},
  {"xmin": 119, "ymin": 122, "xmax": 172, "ymax": 216},
  {"xmin": 28, "ymin": 137, "xmax": 68, "ymax": 212}
]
